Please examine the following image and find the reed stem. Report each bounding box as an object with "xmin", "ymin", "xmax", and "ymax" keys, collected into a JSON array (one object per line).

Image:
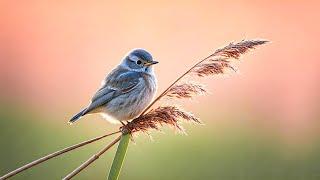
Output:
[
  {"xmin": 0, "ymin": 131, "xmax": 120, "ymax": 180},
  {"xmin": 63, "ymin": 135, "xmax": 121, "ymax": 180},
  {"xmin": 107, "ymin": 133, "xmax": 130, "ymax": 180}
]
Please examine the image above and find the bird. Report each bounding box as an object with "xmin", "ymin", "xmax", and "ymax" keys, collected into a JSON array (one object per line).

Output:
[{"xmin": 69, "ymin": 49, "xmax": 158, "ymax": 124}]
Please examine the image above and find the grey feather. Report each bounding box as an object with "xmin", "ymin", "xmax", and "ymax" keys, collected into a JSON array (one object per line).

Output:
[
  {"xmin": 69, "ymin": 108, "xmax": 87, "ymax": 123},
  {"xmin": 83, "ymin": 70, "xmax": 143, "ymax": 115}
]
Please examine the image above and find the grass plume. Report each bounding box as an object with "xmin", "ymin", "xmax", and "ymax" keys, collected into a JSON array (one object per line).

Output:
[
  {"xmin": 192, "ymin": 58, "xmax": 236, "ymax": 77},
  {"xmin": 166, "ymin": 82, "xmax": 207, "ymax": 99},
  {"xmin": 123, "ymin": 106, "xmax": 201, "ymax": 134},
  {"xmin": 214, "ymin": 39, "xmax": 268, "ymax": 59}
]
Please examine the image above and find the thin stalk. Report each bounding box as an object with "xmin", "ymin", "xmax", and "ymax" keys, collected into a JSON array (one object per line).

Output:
[
  {"xmin": 140, "ymin": 53, "xmax": 215, "ymax": 115},
  {"xmin": 63, "ymin": 135, "xmax": 121, "ymax": 180},
  {"xmin": 0, "ymin": 131, "xmax": 120, "ymax": 180},
  {"xmin": 107, "ymin": 133, "xmax": 130, "ymax": 180}
]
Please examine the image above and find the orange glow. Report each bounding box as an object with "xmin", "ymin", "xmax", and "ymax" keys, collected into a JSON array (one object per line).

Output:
[{"xmin": 1, "ymin": 1, "xmax": 319, "ymax": 143}]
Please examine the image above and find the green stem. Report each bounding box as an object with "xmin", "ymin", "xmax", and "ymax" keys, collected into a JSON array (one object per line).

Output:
[{"xmin": 107, "ymin": 133, "xmax": 130, "ymax": 180}]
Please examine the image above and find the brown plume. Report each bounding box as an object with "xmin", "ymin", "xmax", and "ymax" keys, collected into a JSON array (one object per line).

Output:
[
  {"xmin": 192, "ymin": 58, "xmax": 236, "ymax": 77},
  {"xmin": 166, "ymin": 82, "xmax": 207, "ymax": 99},
  {"xmin": 123, "ymin": 106, "xmax": 201, "ymax": 134},
  {"xmin": 213, "ymin": 39, "xmax": 269, "ymax": 59}
]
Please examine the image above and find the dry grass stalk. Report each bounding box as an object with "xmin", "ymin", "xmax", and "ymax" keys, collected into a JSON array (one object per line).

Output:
[
  {"xmin": 0, "ymin": 131, "xmax": 120, "ymax": 180},
  {"xmin": 213, "ymin": 39, "xmax": 269, "ymax": 59},
  {"xmin": 166, "ymin": 82, "xmax": 207, "ymax": 99},
  {"xmin": 192, "ymin": 58, "xmax": 236, "ymax": 77},
  {"xmin": 123, "ymin": 106, "xmax": 201, "ymax": 134},
  {"xmin": 192, "ymin": 40, "xmax": 268, "ymax": 77},
  {"xmin": 62, "ymin": 136, "xmax": 121, "ymax": 180},
  {"xmin": 140, "ymin": 39, "xmax": 268, "ymax": 116}
]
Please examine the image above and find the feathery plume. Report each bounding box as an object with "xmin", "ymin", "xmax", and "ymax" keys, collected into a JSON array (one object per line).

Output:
[
  {"xmin": 123, "ymin": 106, "xmax": 201, "ymax": 134},
  {"xmin": 166, "ymin": 82, "xmax": 207, "ymax": 99},
  {"xmin": 192, "ymin": 40, "xmax": 268, "ymax": 77},
  {"xmin": 213, "ymin": 39, "xmax": 269, "ymax": 59},
  {"xmin": 192, "ymin": 58, "xmax": 236, "ymax": 77}
]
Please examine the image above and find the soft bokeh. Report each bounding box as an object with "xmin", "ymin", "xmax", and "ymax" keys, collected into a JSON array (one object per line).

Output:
[{"xmin": 1, "ymin": 1, "xmax": 320, "ymax": 179}]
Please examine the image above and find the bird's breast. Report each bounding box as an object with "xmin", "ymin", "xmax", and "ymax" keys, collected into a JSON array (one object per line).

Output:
[
  {"xmin": 102, "ymin": 73, "xmax": 157, "ymax": 122},
  {"xmin": 142, "ymin": 73, "xmax": 157, "ymax": 97}
]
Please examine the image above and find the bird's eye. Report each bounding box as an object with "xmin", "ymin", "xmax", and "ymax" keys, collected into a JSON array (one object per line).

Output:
[{"xmin": 136, "ymin": 60, "xmax": 142, "ymax": 65}]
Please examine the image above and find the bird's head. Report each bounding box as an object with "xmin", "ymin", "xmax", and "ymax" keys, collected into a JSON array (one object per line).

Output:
[{"xmin": 121, "ymin": 49, "xmax": 158, "ymax": 73}]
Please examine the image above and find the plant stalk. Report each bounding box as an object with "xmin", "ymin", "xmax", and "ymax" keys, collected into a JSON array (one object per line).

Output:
[
  {"xmin": 140, "ymin": 53, "xmax": 215, "ymax": 116},
  {"xmin": 0, "ymin": 131, "xmax": 120, "ymax": 180},
  {"xmin": 107, "ymin": 133, "xmax": 130, "ymax": 180},
  {"xmin": 63, "ymin": 135, "xmax": 121, "ymax": 180}
]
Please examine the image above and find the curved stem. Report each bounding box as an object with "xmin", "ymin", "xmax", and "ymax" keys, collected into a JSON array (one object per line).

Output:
[
  {"xmin": 63, "ymin": 136, "xmax": 121, "ymax": 180},
  {"xmin": 140, "ymin": 53, "xmax": 215, "ymax": 115},
  {"xmin": 0, "ymin": 131, "xmax": 120, "ymax": 180}
]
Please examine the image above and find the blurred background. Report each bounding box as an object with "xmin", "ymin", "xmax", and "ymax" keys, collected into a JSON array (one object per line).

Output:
[{"xmin": 1, "ymin": 0, "xmax": 320, "ymax": 179}]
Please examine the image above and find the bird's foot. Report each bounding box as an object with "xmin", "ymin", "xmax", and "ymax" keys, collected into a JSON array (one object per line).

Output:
[{"xmin": 119, "ymin": 121, "xmax": 133, "ymax": 134}]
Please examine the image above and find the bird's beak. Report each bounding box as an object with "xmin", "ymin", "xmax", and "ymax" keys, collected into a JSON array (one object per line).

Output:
[{"xmin": 145, "ymin": 61, "xmax": 159, "ymax": 66}]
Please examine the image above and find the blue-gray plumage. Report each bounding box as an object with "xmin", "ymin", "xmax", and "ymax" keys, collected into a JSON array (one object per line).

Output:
[{"xmin": 69, "ymin": 49, "xmax": 158, "ymax": 124}]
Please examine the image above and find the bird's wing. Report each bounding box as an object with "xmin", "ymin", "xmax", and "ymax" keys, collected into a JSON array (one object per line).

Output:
[{"xmin": 83, "ymin": 71, "xmax": 142, "ymax": 115}]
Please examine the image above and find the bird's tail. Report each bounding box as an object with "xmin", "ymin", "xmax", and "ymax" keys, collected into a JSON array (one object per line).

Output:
[{"xmin": 69, "ymin": 108, "xmax": 87, "ymax": 124}]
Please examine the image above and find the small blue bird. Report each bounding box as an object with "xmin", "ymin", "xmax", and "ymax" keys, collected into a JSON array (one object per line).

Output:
[{"xmin": 69, "ymin": 49, "xmax": 158, "ymax": 124}]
